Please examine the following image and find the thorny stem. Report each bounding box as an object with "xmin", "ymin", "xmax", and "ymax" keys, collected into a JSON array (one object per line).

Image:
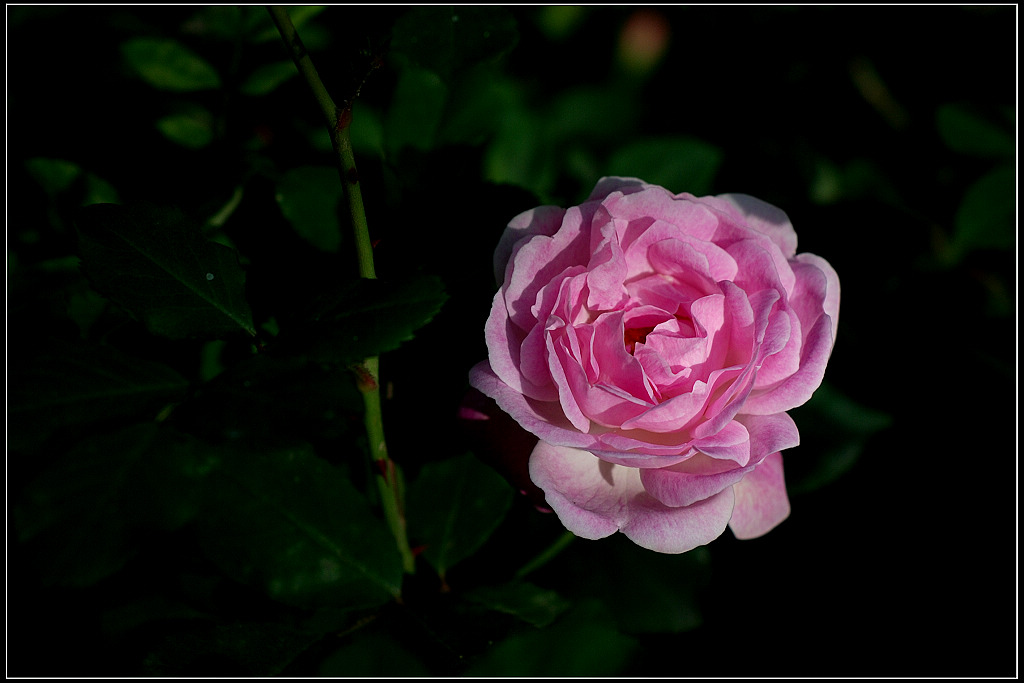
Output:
[{"xmin": 268, "ymin": 6, "xmax": 415, "ymax": 576}]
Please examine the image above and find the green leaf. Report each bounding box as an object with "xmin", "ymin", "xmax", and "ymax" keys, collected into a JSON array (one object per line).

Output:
[
  {"xmin": 239, "ymin": 60, "xmax": 297, "ymax": 96},
  {"xmin": 607, "ymin": 137, "xmax": 723, "ymax": 195},
  {"xmin": 8, "ymin": 338, "xmax": 189, "ymax": 451},
  {"xmin": 121, "ymin": 38, "xmax": 221, "ymax": 92},
  {"xmin": 156, "ymin": 105, "xmax": 215, "ymax": 148},
  {"xmin": 76, "ymin": 203, "xmax": 255, "ymax": 339},
  {"xmin": 464, "ymin": 581, "xmax": 571, "ymax": 628},
  {"xmin": 407, "ymin": 453, "xmax": 514, "ymax": 578},
  {"xmin": 952, "ymin": 163, "xmax": 1016, "ymax": 257},
  {"xmin": 198, "ymin": 445, "xmax": 403, "ymax": 609},
  {"xmin": 275, "ymin": 166, "xmax": 343, "ymax": 252},
  {"xmin": 278, "ymin": 274, "xmax": 448, "ymax": 364},
  {"xmin": 937, "ymin": 103, "xmax": 1015, "ymax": 158},
  {"xmin": 464, "ymin": 599, "xmax": 637, "ymax": 677},
  {"xmin": 14, "ymin": 423, "xmax": 217, "ymax": 586},
  {"xmin": 390, "ymin": 6, "xmax": 518, "ymax": 81}
]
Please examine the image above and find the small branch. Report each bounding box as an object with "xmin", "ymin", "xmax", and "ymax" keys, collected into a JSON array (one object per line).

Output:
[
  {"xmin": 268, "ymin": 5, "xmax": 414, "ymax": 575},
  {"xmin": 266, "ymin": 5, "xmax": 337, "ymax": 130},
  {"xmin": 515, "ymin": 531, "xmax": 575, "ymax": 580}
]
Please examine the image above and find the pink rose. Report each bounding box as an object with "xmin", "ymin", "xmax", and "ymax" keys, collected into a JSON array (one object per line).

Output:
[{"xmin": 469, "ymin": 177, "xmax": 839, "ymax": 553}]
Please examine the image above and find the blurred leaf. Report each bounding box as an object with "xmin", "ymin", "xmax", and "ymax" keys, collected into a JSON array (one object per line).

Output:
[
  {"xmin": 8, "ymin": 338, "xmax": 188, "ymax": 451},
  {"xmin": 484, "ymin": 110, "xmax": 556, "ymax": 200},
  {"xmin": 349, "ymin": 101, "xmax": 385, "ymax": 157},
  {"xmin": 464, "ymin": 581, "xmax": 570, "ymax": 628},
  {"xmin": 275, "ymin": 166, "xmax": 343, "ymax": 252},
  {"xmin": 464, "ymin": 599, "xmax": 637, "ymax": 676},
  {"xmin": 569, "ymin": 537, "xmax": 710, "ymax": 634},
  {"xmin": 198, "ymin": 445, "xmax": 403, "ymax": 609},
  {"xmin": 76, "ymin": 203, "xmax": 255, "ymax": 339},
  {"xmin": 390, "ymin": 6, "xmax": 518, "ymax": 81},
  {"xmin": 385, "ymin": 67, "xmax": 448, "ymax": 154},
  {"xmin": 83, "ymin": 173, "xmax": 120, "ymax": 205},
  {"xmin": 121, "ymin": 38, "xmax": 221, "ymax": 92},
  {"xmin": 937, "ymin": 103, "xmax": 1015, "ymax": 158},
  {"xmin": 407, "ymin": 453, "xmax": 514, "ymax": 578},
  {"xmin": 550, "ymin": 86, "xmax": 637, "ymax": 140},
  {"xmin": 277, "ymin": 274, "xmax": 448, "ymax": 365},
  {"xmin": 239, "ymin": 60, "xmax": 297, "ymax": 96},
  {"xmin": 179, "ymin": 5, "xmax": 244, "ymax": 41},
  {"xmin": 156, "ymin": 105, "xmax": 215, "ymax": 149},
  {"xmin": 437, "ymin": 70, "xmax": 519, "ymax": 147},
  {"xmin": 24, "ymin": 158, "xmax": 121, "ymax": 222},
  {"xmin": 318, "ymin": 628, "xmax": 429, "ymax": 677},
  {"xmin": 14, "ymin": 423, "xmax": 218, "ymax": 586},
  {"xmin": 537, "ymin": 5, "xmax": 588, "ymax": 41},
  {"xmin": 951, "ymin": 163, "xmax": 1015, "ymax": 257},
  {"xmin": 787, "ymin": 382, "xmax": 894, "ymax": 494},
  {"xmin": 607, "ymin": 137, "xmax": 723, "ymax": 195},
  {"xmin": 25, "ymin": 157, "xmax": 81, "ymax": 195}
]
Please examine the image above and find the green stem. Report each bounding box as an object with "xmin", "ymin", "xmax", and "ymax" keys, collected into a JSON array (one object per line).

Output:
[
  {"xmin": 268, "ymin": 5, "xmax": 414, "ymax": 575},
  {"xmin": 514, "ymin": 531, "xmax": 575, "ymax": 580}
]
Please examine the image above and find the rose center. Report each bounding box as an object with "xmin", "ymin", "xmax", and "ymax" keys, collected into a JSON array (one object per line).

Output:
[{"xmin": 624, "ymin": 325, "xmax": 656, "ymax": 354}]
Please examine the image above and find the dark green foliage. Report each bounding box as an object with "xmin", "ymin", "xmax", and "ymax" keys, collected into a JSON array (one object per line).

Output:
[
  {"xmin": 274, "ymin": 274, "xmax": 449, "ymax": 365},
  {"xmin": 407, "ymin": 453, "xmax": 515, "ymax": 579},
  {"xmin": 7, "ymin": 5, "xmax": 1015, "ymax": 679},
  {"xmin": 198, "ymin": 445, "xmax": 403, "ymax": 609},
  {"xmin": 8, "ymin": 338, "xmax": 189, "ymax": 451},
  {"xmin": 76, "ymin": 203, "xmax": 256, "ymax": 339}
]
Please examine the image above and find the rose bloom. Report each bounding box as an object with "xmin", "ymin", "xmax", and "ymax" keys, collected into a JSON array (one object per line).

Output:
[{"xmin": 468, "ymin": 177, "xmax": 839, "ymax": 553}]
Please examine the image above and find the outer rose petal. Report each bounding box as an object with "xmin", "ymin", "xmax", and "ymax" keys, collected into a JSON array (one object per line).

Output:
[
  {"xmin": 742, "ymin": 256, "xmax": 839, "ymax": 414},
  {"xmin": 529, "ymin": 441, "xmax": 736, "ymax": 553},
  {"xmin": 493, "ymin": 205, "xmax": 566, "ymax": 285},
  {"xmin": 705, "ymin": 193, "xmax": 799, "ymax": 258},
  {"xmin": 728, "ymin": 451, "xmax": 790, "ymax": 539}
]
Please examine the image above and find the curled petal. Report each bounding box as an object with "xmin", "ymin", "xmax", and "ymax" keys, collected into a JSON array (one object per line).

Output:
[
  {"xmin": 494, "ymin": 205, "xmax": 566, "ymax": 285},
  {"xmin": 729, "ymin": 452, "xmax": 790, "ymax": 539},
  {"xmin": 529, "ymin": 441, "xmax": 736, "ymax": 553},
  {"xmin": 742, "ymin": 257, "xmax": 838, "ymax": 414}
]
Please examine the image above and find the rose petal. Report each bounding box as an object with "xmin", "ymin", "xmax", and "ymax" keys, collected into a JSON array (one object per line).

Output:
[
  {"xmin": 588, "ymin": 176, "xmax": 651, "ymax": 201},
  {"xmin": 741, "ymin": 258, "xmax": 838, "ymax": 414},
  {"xmin": 484, "ymin": 289, "xmax": 559, "ymax": 402},
  {"xmin": 469, "ymin": 360, "xmax": 598, "ymax": 450},
  {"xmin": 639, "ymin": 456, "xmax": 754, "ymax": 508},
  {"xmin": 494, "ymin": 205, "xmax": 566, "ymax": 285},
  {"xmin": 728, "ymin": 451, "xmax": 790, "ymax": 539},
  {"xmin": 503, "ymin": 206, "xmax": 592, "ymax": 329},
  {"xmin": 529, "ymin": 441, "xmax": 736, "ymax": 553},
  {"xmin": 705, "ymin": 193, "xmax": 799, "ymax": 258}
]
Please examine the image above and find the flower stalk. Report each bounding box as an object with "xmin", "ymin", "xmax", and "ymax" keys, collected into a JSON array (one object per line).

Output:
[{"xmin": 267, "ymin": 5, "xmax": 415, "ymax": 575}]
